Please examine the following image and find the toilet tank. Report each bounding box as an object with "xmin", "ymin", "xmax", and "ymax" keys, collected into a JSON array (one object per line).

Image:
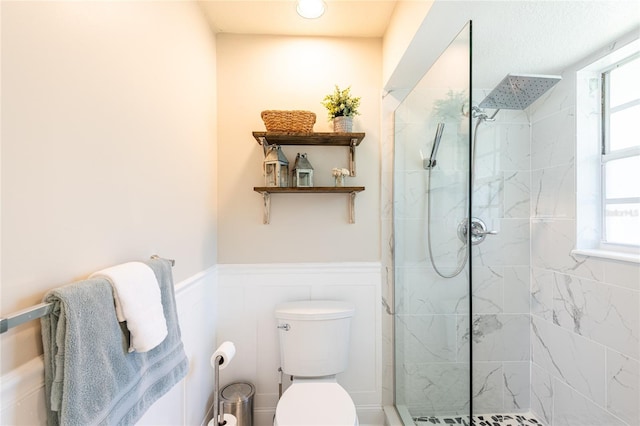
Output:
[{"xmin": 275, "ymin": 300, "xmax": 355, "ymax": 377}]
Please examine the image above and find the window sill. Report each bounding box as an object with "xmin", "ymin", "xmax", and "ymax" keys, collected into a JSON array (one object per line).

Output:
[{"xmin": 572, "ymin": 248, "xmax": 640, "ymax": 264}]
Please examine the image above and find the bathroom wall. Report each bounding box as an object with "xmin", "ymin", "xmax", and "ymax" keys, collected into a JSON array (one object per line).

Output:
[
  {"xmin": 468, "ymin": 105, "xmax": 532, "ymax": 415},
  {"xmin": 1, "ymin": 0, "xmax": 217, "ymax": 373},
  {"xmin": 381, "ymin": 0, "xmax": 433, "ymax": 88},
  {"xmin": 528, "ymin": 33, "xmax": 640, "ymax": 426},
  {"xmin": 216, "ymin": 33, "xmax": 381, "ymax": 264},
  {"xmin": 1, "ymin": 1, "xmax": 219, "ymax": 424},
  {"xmin": 214, "ymin": 34, "xmax": 384, "ymax": 425}
]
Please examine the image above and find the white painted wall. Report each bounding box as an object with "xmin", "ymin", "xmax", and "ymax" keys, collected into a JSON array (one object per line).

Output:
[
  {"xmin": 1, "ymin": 0, "xmax": 217, "ymax": 376},
  {"xmin": 216, "ymin": 34, "xmax": 381, "ymax": 264},
  {"xmin": 382, "ymin": 0, "xmax": 433, "ymax": 88}
]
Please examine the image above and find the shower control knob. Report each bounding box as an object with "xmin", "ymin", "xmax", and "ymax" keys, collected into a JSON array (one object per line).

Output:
[
  {"xmin": 277, "ymin": 323, "xmax": 291, "ymax": 331},
  {"xmin": 457, "ymin": 217, "xmax": 497, "ymax": 245}
]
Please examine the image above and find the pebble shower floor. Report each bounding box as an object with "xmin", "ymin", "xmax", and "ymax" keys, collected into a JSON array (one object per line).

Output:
[{"xmin": 414, "ymin": 413, "xmax": 545, "ymax": 426}]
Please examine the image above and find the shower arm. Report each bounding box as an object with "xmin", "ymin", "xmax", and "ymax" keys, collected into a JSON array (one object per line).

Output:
[{"xmin": 472, "ymin": 106, "xmax": 501, "ymax": 122}]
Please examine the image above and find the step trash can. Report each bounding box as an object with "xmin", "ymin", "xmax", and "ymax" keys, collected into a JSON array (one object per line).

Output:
[{"xmin": 221, "ymin": 382, "xmax": 255, "ymax": 426}]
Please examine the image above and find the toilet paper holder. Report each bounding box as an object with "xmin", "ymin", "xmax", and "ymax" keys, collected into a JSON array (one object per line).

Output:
[{"xmin": 211, "ymin": 341, "xmax": 236, "ymax": 426}]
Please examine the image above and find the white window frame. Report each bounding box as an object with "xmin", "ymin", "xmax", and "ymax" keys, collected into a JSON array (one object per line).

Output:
[{"xmin": 574, "ymin": 38, "xmax": 640, "ymax": 264}]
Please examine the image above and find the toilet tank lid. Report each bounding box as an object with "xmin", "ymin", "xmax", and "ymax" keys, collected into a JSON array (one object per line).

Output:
[{"xmin": 275, "ymin": 300, "xmax": 355, "ymax": 320}]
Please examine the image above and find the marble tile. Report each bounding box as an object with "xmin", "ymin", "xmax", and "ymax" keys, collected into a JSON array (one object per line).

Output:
[
  {"xmin": 473, "ymin": 173, "xmax": 504, "ymax": 220},
  {"xmin": 499, "ymin": 123, "xmax": 532, "ymax": 172},
  {"xmin": 531, "ymin": 316, "xmax": 605, "ymax": 405},
  {"xmin": 531, "ymin": 218, "xmax": 605, "ymax": 282},
  {"xmin": 531, "ymin": 268, "xmax": 555, "ymax": 321},
  {"xmin": 397, "ymin": 266, "xmax": 468, "ymax": 315},
  {"xmin": 531, "ymin": 163, "xmax": 575, "ymax": 219},
  {"xmin": 503, "ymin": 267, "xmax": 531, "ymax": 314},
  {"xmin": 553, "ymin": 379, "xmax": 626, "ymax": 426},
  {"xmin": 607, "ymin": 350, "xmax": 640, "ymax": 426},
  {"xmin": 395, "ymin": 218, "xmax": 430, "ymax": 267},
  {"xmin": 458, "ymin": 314, "xmax": 530, "ymax": 362},
  {"xmin": 604, "ymin": 260, "xmax": 640, "ymax": 291},
  {"xmin": 396, "ymin": 314, "xmax": 458, "ymax": 363},
  {"xmin": 503, "ymin": 362, "xmax": 531, "ymax": 412},
  {"xmin": 474, "ymin": 219, "xmax": 530, "ymax": 267},
  {"xmin": 553, "ymin": 274, "xmax": 639, "ymax": 359},
  {"xmin": 531, "ymin": 363, "xmax": 553, "ymax": 426},
  {"xmin": 504, "ymin": 171, "xmax": 530, "ymax": 219},
  {"xmin": 394, "ymin": 169, "xmax": 428, "ymax": 219},
  {"xmin": 472, "ymin": 266, "xmax": 504, "ymax": 314},
  {"xmin": 401, "ymin": 362, "xmax": 470, "ymax": 416},
  {"xmin": 472, "ymin": 362, "xmax": 504, "ymax": 413},
  {"xmin": 531, "ymin": 106, "xmax": 575, "ymax": 171}
]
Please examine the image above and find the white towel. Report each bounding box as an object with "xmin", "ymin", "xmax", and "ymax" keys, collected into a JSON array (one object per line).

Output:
[{"xmin": 90, "ymin": 261, "xmax": 168, "ymax": 352}]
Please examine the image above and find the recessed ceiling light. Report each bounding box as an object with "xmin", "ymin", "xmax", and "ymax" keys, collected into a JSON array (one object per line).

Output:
[{"xmin": 297, "ymin": 0, "xmax": 326, "ymax": 19}]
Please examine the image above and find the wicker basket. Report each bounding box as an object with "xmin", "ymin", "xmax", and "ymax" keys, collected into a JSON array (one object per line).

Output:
[{"xmin": 261, "ymin": 110, "xmax": 316, "ymax": 132}]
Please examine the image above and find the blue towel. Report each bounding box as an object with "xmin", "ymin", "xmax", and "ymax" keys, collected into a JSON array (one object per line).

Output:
[{"xmin": 41, "ymin": 258, "xmax": 188, "ymax": 425}]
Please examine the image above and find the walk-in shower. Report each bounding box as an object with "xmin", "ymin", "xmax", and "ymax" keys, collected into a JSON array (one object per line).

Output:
[{"xmin": 392, "ymin": 22, "xmax": 561, "ymax": 425}]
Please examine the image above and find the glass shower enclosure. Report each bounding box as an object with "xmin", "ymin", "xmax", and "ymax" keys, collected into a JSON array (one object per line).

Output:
[
  {"xmin": 393, "ymin": 22, "xmax": 473, "ymax": 423},
  {"xmin": 393, "ymin": 19, "xmax": 534, "ymax": 425}
]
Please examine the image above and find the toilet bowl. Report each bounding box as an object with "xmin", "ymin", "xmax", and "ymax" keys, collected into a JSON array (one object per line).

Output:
[
  {"xmin": 274, "ymin": 300, "xmax": 358, "ymax": 426},
  {"xmin": 274, "ymin": 378, "xmax": 358, "ymax": 426}
]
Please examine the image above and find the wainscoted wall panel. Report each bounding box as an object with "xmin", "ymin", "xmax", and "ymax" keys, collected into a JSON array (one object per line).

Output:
[
  {"xmin": 0, "ymin": 268, "xmax": 218, "ymax": 426},
  {"xmin": 216, "ymin": 263, "xmax": 383, "ymax": 426}
]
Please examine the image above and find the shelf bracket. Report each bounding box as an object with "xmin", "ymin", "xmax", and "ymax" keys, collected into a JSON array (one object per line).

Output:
[
  {"xmin": 349, "ymin": 191, "xmax": 357, "ymax": 224},
  {"xmin": 349, "ymin": 138, "xmax": 358, "ymax": 176},
  {"xmin": 261, "ymin": 192, "xmax": 271, "ymax": 224}
]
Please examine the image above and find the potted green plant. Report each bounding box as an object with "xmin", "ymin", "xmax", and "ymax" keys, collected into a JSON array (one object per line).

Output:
[{"xmin": 321, "ymin": 85, "xmax": 361, "ymax": 132}]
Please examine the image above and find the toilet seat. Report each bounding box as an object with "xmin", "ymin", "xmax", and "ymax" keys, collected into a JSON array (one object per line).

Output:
[{"xmin": 274, "ymin": 382, "xmax": 358, "ymax": 426}]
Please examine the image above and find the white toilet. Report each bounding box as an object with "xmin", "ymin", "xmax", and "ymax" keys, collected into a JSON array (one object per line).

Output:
[{"xmin": 274, "ymin": 300, "xmax": 358, "ymax": 426}]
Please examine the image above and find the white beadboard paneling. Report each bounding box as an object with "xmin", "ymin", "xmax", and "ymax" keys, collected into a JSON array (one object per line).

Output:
[
  {"xmin": 0, "ymin": 356, "xmax": 47, "ymax": 425},
  {"xmin": 217, "ymin": 262, "xmax": 383, "ymax": 426},
  {"xmin": 0, "ymin": 267, "xmax": 217, "ymax": 426}
]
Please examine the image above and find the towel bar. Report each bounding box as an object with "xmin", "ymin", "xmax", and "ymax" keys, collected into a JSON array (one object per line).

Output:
[{"xmin": 0, "ymin": 255, "xmax": 175, "ymax": 334}]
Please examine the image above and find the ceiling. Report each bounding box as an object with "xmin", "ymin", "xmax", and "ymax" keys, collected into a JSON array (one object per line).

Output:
[
  {"xmin": 198, "ymin": 0, "xmax": 398, "ymax": 38},
  {"xmin": 199, "ymin": 0, "xmax": 640, "ymax": 88}
]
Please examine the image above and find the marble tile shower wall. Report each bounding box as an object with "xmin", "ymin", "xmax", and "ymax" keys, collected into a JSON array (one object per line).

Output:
[
  {"xmin": 529, "ymin": 79, "xmax": 640, "ymax": 426},
  {"xmin": 469, "ymin": 105, "xmax": 532, "ymax": 416},
  {"xmin": 393, "ymin": 89, "xmax": 533, "ymax": 416}
]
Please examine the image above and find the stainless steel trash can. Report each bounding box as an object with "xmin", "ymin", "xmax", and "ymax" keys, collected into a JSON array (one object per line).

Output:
[{"xmin": 221, "ymin": 382, "xmax": 255, "ymax": 426}]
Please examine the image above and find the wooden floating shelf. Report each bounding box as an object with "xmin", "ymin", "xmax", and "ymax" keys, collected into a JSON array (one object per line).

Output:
[
  {"xmin": 253, "ymin": 186, "xmax": 365, "ymax": 224},
  {"xmin": 253, "ymin": 186, "xmax": 365, "ymax": 194},
  {"xmin": 252, "ymin": 132, "xmax": 365, "ymax": 146}
]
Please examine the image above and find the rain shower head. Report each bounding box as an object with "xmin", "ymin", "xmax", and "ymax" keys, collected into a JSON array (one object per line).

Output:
[{"xmin": 479, "ymin": 74, "xmax": 562, "ymax": 110}]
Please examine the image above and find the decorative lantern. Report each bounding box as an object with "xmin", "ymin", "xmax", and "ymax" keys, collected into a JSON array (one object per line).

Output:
[
  {"xmin": 263, "ymin": 145, "xmax": 289, "ymax": 187},
  {"xmin": 292, "ymin": 153, "xmax": 314, "ymax": 187}
]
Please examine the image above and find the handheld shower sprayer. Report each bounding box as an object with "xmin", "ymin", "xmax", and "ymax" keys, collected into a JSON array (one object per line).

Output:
[{"xmin": 424, "ymin": 123, "xmax": 445, "ymax": 169}]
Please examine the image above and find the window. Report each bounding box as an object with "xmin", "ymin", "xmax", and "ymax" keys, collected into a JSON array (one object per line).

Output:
[
  {"xmin": 601, "ymin": 54, "xmax": 640, "ymax": 248},
  {"xmin": 575, "ymin": 39, "xmax": 640, "ymax": 263}
]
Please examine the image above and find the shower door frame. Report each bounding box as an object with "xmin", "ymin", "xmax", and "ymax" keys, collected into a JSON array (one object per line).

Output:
[{"xmin": 390, "ymin": 20, "xmax": 474, "ymax": 424}]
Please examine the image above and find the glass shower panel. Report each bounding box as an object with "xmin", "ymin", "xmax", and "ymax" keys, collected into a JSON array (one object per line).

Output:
[{"xmin": 393, "ymin": 23, "xmax": 472, "ymax": 423}]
